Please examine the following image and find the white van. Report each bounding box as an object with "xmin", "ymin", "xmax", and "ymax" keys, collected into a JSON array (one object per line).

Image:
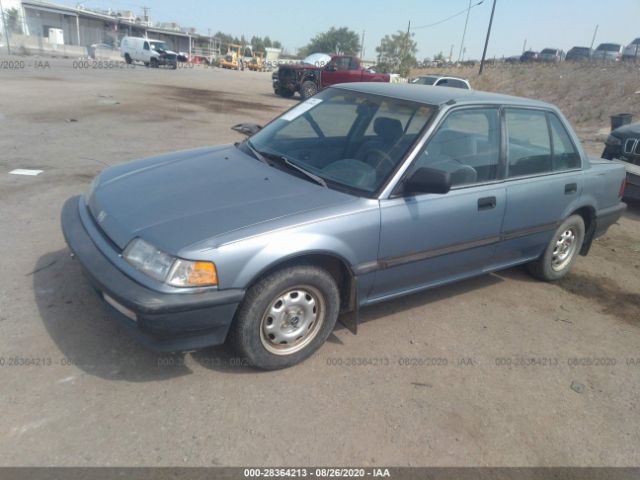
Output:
[{"xmin": 120, "ymin": 36, "xmax": 178, "ymax": 69}]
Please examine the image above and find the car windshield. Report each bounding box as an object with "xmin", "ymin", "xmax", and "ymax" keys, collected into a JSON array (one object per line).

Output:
[
  {"xmin": 597, "ymin": 43, "xmax": 621, "ymax": 51},
  {"xmin": 412, "ymin": 76, "xmax": 438, "ymax": 85},
  {"xmin": 247, "ymin": 88, "xmax": 435, "ymax": 195},
  {"xmin": 150, "ymin": 42, "xmax": 168, "ymax": 51}
]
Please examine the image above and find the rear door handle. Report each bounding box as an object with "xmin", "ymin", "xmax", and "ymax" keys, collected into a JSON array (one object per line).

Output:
[
  {"xmin": 478, "ymin": 196, "xmax": 497, "ymax": 210},
  {"xmin": 565, "ymin": 183, "xmax": 577, "ymax": 194}
]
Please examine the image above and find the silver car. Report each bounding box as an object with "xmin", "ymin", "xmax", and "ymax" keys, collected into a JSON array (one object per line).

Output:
[
  {"xmin": 62, "ymin": 83, "xmax": 626, "ymax": 369},
  {"xmin": 593, "ymin": 43, "xmax": 623, "ymax": 62}
]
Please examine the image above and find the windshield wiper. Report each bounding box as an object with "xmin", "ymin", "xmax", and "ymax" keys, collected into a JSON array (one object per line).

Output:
[
  {"xmin": 243, "ymin": 139, "xmax": 269, "ymax": 165},
  {"xmin": 258, "ymin": 150, "xmax": 327, "ymax": 188}
]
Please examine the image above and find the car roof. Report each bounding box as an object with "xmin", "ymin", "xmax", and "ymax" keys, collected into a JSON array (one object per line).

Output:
[{"xmin": 334, "ymin": 82, "xmax": 553, "ymax": 109}]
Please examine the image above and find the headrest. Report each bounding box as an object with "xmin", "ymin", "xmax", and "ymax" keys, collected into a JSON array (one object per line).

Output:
[{"xmin": 374, "ymin": 117, "xmax": 403, "ymax": 143}]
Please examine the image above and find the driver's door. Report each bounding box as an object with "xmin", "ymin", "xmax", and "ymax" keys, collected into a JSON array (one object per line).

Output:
[{"xmin": 369, "ymin": 107, "xmax": 506, "ymax": 301}]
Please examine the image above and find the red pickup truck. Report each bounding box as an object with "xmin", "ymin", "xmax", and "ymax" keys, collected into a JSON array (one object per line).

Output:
[{"xmin": 273, "ymin": 54, "xmax": 390, "ymax": 99}]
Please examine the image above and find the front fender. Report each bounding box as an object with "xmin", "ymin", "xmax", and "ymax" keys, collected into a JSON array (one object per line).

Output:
[{"xmin": 209, "ymin": 206, "xmax": 381, "ymax": 290}]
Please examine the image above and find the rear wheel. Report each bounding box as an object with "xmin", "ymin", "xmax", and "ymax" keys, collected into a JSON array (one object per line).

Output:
[
  {"xmin": 124, "ymin": 53, "xmax": 132, "ymax": 64},
  {"xmin": 229, "ymin": 264, "xmax": 340, "ymax": 370},
  {"xmin": 527, "ymin": 215, "xmax": 585, "ymax": 281},
  {"xmin": 300, "ymin": 80, "xmax": 318, "ymax": 99}
]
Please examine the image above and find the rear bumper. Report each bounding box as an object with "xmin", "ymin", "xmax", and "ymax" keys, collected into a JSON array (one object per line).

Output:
[
  {"xmin": 593, "ymin": 202, "xmax": 627, "ymax": 239},
  {"xmin": 61, "ymin": 196, "xmax": 244, "ymax": 352}
]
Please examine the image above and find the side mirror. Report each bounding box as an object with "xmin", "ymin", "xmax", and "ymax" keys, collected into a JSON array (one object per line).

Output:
[
  {"xmin": 403, "ymin": 167, "xmax": 451, "ymax": 195},
  {"xmin": 231, "ymin": 123, "xmax": 262, "ymax": 136}
]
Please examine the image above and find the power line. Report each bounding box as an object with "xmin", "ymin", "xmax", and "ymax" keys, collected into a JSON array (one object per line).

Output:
[{"xmin": 412, "ymin": 0, "xmax": 485, "ymax": 30}]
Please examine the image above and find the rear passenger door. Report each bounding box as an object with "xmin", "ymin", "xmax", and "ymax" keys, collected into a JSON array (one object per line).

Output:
[{"xmin": 495, "ymin": 108, "xmax": 583, "ymax": 264}]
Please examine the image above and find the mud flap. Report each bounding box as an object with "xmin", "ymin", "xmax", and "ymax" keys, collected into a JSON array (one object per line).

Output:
[{"xmin": 338, "ymin": 276, "xmax": 358, "ymax": 334}]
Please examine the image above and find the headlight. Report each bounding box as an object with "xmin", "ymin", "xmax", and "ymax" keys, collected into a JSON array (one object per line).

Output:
[
  {"xmin": 606, "ymin": 135, "xmax": 622, "ymax": 146},
  {"xmin": 123, "ymin": 238, "xmax": 217, "ymax": 287}
]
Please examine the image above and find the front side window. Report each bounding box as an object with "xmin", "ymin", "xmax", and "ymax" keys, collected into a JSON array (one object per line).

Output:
[
  {"xmin": 506, "ymin": 109, "xmax": 552, "ymax": 177},
  {"xmin": 143, "ymin": 41, "xmax": 150, "ymax": 51},
  {"xmin": 407, "ymin": 108, "xmax": 500, "ymax": 188},
  {"xmin": 248, "ymin": 89, "xmax": 435, "ymax": 194}
]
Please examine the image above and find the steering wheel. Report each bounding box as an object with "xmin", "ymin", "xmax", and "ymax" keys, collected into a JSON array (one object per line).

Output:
[{"xmin": 363, "ymin": 148, "xmax": 395, "ymax": 174}]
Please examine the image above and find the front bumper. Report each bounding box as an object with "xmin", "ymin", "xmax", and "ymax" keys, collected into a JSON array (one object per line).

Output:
[{"xmin": 60, "ymin": 196, "xmax": 244, "ymax": 352}]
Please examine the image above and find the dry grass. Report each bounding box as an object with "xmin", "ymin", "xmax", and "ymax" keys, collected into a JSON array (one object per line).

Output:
[{"xmin": 411, "ymin": 63, "xmax": 640, "ymax": 151}]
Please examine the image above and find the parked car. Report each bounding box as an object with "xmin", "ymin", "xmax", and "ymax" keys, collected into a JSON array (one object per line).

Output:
[
  {"xmin": 520, "ymin": 50, "xmax": 539, "ymax": 62},
  {"xmin": 565, "ymin": 46, "xmax": 593, "ymax": 62},
  {"xmin": 622, "ymin": 37, "xmax": 640, "ymax": 61},
  {"xmin": 61, "ymin": 84, "xmax": 627, "ymax": 370},
  {"xmin": 411, "ymin": 75, "xmax": 471, "ymax": 89},
  {"xmin": 592, "ymin": 43, "xmax": 623, "ymax": 62},
  {"xmin": 602, "ymin": 122, "xmax": 640, "ymax": 199},
  {"xmin": 274, "ymin": 53, "xmax": 390, "ymax": 99},
  {"xmin": 539, "ymin": 48, "xmax": 565, "ymax": 62},
  {"xmin": 504, "ymin": 55, "xmax": 521, "ymax": 64},
  {"xmin": 120, "ymin": 36, "xmax": 177, "ymax": 69}
]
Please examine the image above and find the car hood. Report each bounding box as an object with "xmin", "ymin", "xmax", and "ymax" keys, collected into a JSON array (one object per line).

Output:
[
  {"xmin": 87, "ymin": 145, "xmax": 355, "ymax": 254},
  {"xmin": 612, "ymin": 122, "xmax": 640, "ymax": 137}
]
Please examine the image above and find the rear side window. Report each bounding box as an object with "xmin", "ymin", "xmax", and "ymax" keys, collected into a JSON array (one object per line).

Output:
[
  {"xmin": 506, "ymin": 109, "xmax": 552, "ymax": 177},
  {"xmin": 548, "ymin": 114, "xmax": 580, "ymax": 170}
]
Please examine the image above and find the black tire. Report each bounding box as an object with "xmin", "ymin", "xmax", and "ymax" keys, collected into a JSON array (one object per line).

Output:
[
  {"xmin": 527, "ymin": 214, "xmax": 585, "ymax": 281},
  {"xmin": 300, "ymin": 80, "xmax": 318, "ymax": 99},
  {"xmin": 124, "ymin": 53, "xmax": 132, "ymax": 64},
  {"xmin": 170, "ymin": 62, "xmax": 177, "ymax": 70},
  {"xmin": 229, "ymin": 264, "xmax": 340, "ymax": 370},
  {"xmin": 150, "ymin": 57, "xmax": 159, "ymax": 68}
]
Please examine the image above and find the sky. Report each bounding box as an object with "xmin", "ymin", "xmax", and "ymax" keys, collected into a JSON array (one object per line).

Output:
[{"xmin": 57, "ymin": 0, "xmax": 640, "ymax": 60}]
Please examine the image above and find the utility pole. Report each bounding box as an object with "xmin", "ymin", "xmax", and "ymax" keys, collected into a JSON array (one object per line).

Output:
[
  {"xmin": 0, "ymin": 0, "xmax": 12, "ymax": 55},
  {"xmin": 457, "ymin": 0, "xmax": 472, "ymax": 62},
  {"xmin": 142, "ymin": 6, "xmax": 149, "ymax": 25},
  {"xmin": 590, "ymin": 24, "xmax": 598, "ymax": 50},
  {"xmin": 522, "ymin": 38, "xmax": 527, "ymax": 53},
  {"xmin": 479, "ymin": 0, "xmax": 497, "ymax": 75}
]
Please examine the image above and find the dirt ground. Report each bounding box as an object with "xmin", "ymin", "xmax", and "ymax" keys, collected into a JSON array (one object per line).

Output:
[{"xmin": 0, "ymin": 58, "xmax": 639, "ymax": 467}]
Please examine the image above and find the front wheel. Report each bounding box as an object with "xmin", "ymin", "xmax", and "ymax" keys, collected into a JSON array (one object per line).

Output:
[
  {"xmin": 229, "ymin": 264, "xmax": 340, "ymax": 370},
  {"xmin": 300, "ymin": 80, "xmax": 318, "ymax": 99},
  {"xmin": 150, "ymin": 57, "xmax": 159, "ymax": 68},
  {"xmin": 527, "ymin": 214, "xmax": 585, "ymax": 281}
]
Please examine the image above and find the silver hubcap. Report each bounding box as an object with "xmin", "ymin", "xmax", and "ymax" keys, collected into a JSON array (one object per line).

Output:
[
  {"xmin": 552, "ymin": 227, "xmax": 578, "ymax": 271},
  {"xmin": 260, "ymin": 286, "xmax": 325, "ymax": 355}
]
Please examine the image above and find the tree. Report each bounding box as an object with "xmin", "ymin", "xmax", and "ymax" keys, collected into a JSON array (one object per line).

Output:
[
  {"xmin": 4, "ymin": 7, "xmax": 23, "ymax": 34},
  {"xmin": 375, "ymin": 30, "xmax": 417, "ymax": 77},
  {"xmin": 299, "ymin": 27, "xmax": 360, "ymax": 56}
]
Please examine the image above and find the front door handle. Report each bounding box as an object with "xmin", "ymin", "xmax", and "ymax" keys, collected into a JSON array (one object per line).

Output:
[
  {"xmin": 478, "ymin": 196, "xmax": 497, "ymax": 210},
  {"xmin": 565, "ymin": 183, "xmax": 577, "ymax": 194}
]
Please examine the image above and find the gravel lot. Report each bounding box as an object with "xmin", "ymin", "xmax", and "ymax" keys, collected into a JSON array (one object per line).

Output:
[{"xmin": 0, "ymin": 58, "xmax": 639, "ymax": 467}]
